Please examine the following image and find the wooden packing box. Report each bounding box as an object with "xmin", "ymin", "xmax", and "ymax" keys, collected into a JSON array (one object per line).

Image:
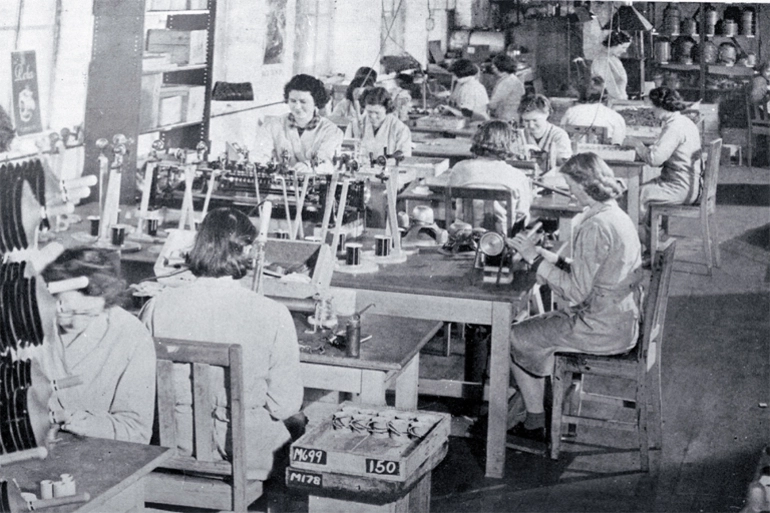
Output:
[
  {"xmin": 158, "ymin": 86, "xmax": 190, "ymax": 126},
  {"xmin": 575, "ymin": 143, "xmax": 637, "ymax": 162},
  {"xmin": 289, "ymin": 403, "xmax": 451, "ymax": 483},
  {"xmin": 262, "ymin": 239, "xmax": 334, "ymax": 300},
  {"xmin": 186, "ymin": 85, "xmax": 206, "ymax": 123},
  {"xmin": 398, "ymin": 156, "xmax": 450, "ymax": 178},
  {"xmin": 140, "ymin": 73, "xmax": 163, "ymax": 131},
  {"xmin": 147, "ymin": 29, "xmax": 207, "ymax": 65},
  {"xmin": 413, "ymin": 115, "xmax": 467, "ymax": 131}
]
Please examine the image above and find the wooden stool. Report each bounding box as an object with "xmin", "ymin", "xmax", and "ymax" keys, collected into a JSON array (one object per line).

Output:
[{"xmin": 286, "ymin": 403, "xmax": 450, "ymax": 513}]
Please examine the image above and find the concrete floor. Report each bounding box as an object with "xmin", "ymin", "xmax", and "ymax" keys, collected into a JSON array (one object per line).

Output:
[
  {"xmin": 263, "ymin": 164, "xmax": 769, "ymax": 513},
  {"xmin": 417, "ymin": 164, "xmax": 770, "ymax": 512}
]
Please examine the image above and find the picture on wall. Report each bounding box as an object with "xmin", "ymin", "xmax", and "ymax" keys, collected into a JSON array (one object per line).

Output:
[
  {"xmin": 10, "ymin": 51, "xmax": 42, "ymax": 136},
  {"xmin": 263, "ymin": 0, "xmax": 288, "ymax": 65}
]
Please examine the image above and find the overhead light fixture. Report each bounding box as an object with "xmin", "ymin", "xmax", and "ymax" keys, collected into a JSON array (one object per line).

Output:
[{"xmin": 603, "ymin": 5, "xmax": 654, "ymax": 32}]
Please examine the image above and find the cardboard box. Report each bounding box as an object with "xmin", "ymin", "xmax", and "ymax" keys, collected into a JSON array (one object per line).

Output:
[
  {"xmin": 139, "ymin": 73, "xmax": 163, "ymax": 131},
  {"xmin": 186, "ymin": 86, "xmax": 206, "ymax": 123},
  {"xmin": 147, "ymin": 29, "xmax": 207, "ymax": 65},
  {"xmin": 147, "ymin": 0, "xmax": 172, "ymax": 10},
  {"xmin": 158, "ymin": 86, "xmax": 190, "ymax": 126}
]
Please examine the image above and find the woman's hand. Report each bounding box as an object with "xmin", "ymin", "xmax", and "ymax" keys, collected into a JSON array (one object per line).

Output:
[{"xmin": 509, "ymin": 234, "xmax": 539, "ymax": 264}]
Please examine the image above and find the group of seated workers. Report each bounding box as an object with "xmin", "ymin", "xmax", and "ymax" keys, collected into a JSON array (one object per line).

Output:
[
  {"xmin": 22, "ymin": 54, "xmax": 706, "ymax": 460},
  {"xmin": 34, "ymin": 206, "xmax": 302, "ymax": 480}
]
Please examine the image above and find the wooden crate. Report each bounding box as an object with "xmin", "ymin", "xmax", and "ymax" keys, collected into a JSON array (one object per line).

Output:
[
  {"xmin": 575, "ymin": 143, "xmax": 636, "ymax": 162},
  {"xmin": 398, "ymin": 156, "xmax": 450, "ymax": 178},
  {"xmin": 289, "ymin": 404, "xmax": 450, "ymax": 483},
  {"xmin": 413, "ymin": 115, "xmax": 467, "ymax": 131}
]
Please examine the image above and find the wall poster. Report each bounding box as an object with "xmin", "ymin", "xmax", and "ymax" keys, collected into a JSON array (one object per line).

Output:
[
  {"xmin": 263, "ymin": 0, "xmax": 288, "ymax": 65},
  {"xmin": 10, "ymin": 50, "xmax": 42, "ymax": 136}
]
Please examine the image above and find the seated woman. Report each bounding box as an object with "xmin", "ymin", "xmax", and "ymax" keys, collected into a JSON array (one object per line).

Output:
[
  {"xmin": 330, "ymin": 74, "xmax": 376, "ymax": 126},
  {"xmin": 40, "ymin": 247, "xmax": 156, "ymax": 443},
  {"xmin": 253, "ymin": 74, "xmax": 343, "ymax": 169},
  {"xmin": 447, "ymin": 58, "xmax": 489, "ymax": 121},
  {"xmin": 391, "ymin": 73, "xmax": 416, "ymax": 123},
  {"xmin": 507, "ymin": 152, "xmax": 643, "ymax": 441},
  {"xmin": 447, "ymin": 120, "xmax": 531, "ymax": 234},
  {"xmin": 560, "ymin": 75, "xmax": 627, "ymax": 145},
  {"xmin": 345, "ymin": 86, "xmax": 412, "ymax": 158},
  {"xmin": 629, "ymin": 87, "xmax": 701, "ymax": 252},
  {"xmin": 591, "ymin": 30, "xmax": 632, "ymax": 102},
  {"xmin": 519, "ymin": 93, "xmax": 573, "ymax": 172},
  {"xmin": 141, "ymin": 207, "xmax": 303, "ymax": 480},
  {"xmin": 488, "ymin": 54, "xmax": 526, "ymax": 124}
]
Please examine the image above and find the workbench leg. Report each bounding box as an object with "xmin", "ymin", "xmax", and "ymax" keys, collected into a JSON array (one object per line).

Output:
[
  {"xmin": 359, "ymin": 370, "xmax": 387, "ymax": 406},
  {"xmin": 486, "ymin": 302, "xmax": 511, "ymax": 479},
  {"xmin": 395, "ymin": 354, "xmax": 419, "ymax": 410}
]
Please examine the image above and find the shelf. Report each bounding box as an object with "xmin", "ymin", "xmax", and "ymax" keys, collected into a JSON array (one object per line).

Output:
[
  {"xmin": 142, "ymin": 64, "xmax": 206, "ymax": 75},
  {"xmin": 141, "ymin": 119, "xmax": 203, "ymax": 135},
  {"xmin": 659, "ymin": 64, "xmax": 755, "ymax": 77}
]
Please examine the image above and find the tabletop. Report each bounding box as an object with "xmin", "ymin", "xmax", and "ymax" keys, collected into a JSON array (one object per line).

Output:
[
  {"xmin": 330, "ymin": 247, "xmax": 536, "ymax": 304},
  {"xmin": 6, "ymin": 434, "xmax": 171, "ymax": 513},
  {"xmin": 294, "ymin": 312, "xmax": 439, "ymax": 372}
]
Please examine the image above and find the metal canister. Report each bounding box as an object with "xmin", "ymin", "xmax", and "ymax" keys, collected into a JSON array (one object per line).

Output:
[
  {"xmin": 740, "ymin": 8, "xmax": 754, "ymax": 36},
  {"xmin": 705, "ymin": 4, "xmax": 718, "ymax": 37},
  {"xmin": 663, "ymin": 4, "xmax": 681, "ymax": 36},
  {"xmin": 655, "ymin": 39, "xmax": 671, "ymax": 64},
  {"xmin": 346, "ymin": 315, "xmax": 361, "ymax": 358},
  {"xmin": 722, "ymin": 19, "xmax": 737, "ymax": 37}
]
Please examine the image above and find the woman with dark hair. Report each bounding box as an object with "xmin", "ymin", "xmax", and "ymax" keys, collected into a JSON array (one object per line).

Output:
[
  {"xmin": 488, "ymin": 54, "xmax": 526, "ymax": 123},
  {"xmin": 518, "ymin": 94, "xmax": 572, "ymax": 171},
  {"xmin": 447, "ymin": 58, "xmax": 489, "ymax": 120},
  {"xmin": 560, "ymin": 75, "xmax": 627, "ymax": 145},
  {"xmin": 40, "ymin": 247, "xmax": 155, "ymax": 443},
  {"xmin": 591, "ymin": 30, "xmax": 632, "ymax": 101},
  {"xmin": 447, "ymin": 120, "xmax": 531, "ymax": 233},
  {"xmin": 141, "ymin": 207, "xmax": 302, "ymax": 480},
  {"xmin": 331, "ymin": 74, "xmax": 376, "ymax": 127},
  {"xmin": 353, "ymin": 66, "xmax": 377, "ymax": 83},
  {"xmin": 253, "ymin": 74, "xmax": 343, "ymax": 168},
  {"xmin": 629, "ymin": 86, "xmax": 702, "ymax": 252},
  {"xmin": 505, "ymin": 153, "xmax": 643, "ymax": 441},
  {"xmin": 345, "ymin": 86, "xmax": 412, "ymax": 158}
]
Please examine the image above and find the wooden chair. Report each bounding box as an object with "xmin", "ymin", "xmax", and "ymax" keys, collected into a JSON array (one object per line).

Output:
[
  {"xmin": 444, "ymin": 184, "xmax": 516, "ymax": 237},
  {"xmin": 746, "ymin": 92, "xmax": 770, "ymax": 168},
  {"xmin": 549, "ymin": 239, "xmax": 676, "ymax": 472},
  {"xmin": 146, "ymin": 338, "xmax": 264, "ymax": 512},
  {"xmin": 563, "ymin": 124, "xmax": 610, "ymax": 145},
  {"xmin": 650, "ymin": 138, "xmax": 722, "ymax": 276}
]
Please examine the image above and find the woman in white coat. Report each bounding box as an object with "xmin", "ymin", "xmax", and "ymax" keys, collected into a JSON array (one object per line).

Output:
[
  {"xmin": 591, "ymin": 30, "xmax": 632, "ymax": 102},
  {"xmin": 346, "ymin": 87, "xmax": 412, "ymax": 158},
  {"xmin": 253, "ymin": 74, "xmax": 343, "ymax": 169}
]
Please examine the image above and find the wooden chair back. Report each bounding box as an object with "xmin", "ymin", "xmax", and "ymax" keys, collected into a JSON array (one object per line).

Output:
[
  {"xmin": 563, "ymin": 124, "xmax": 609, "ymax": 145},
  {"xmin": 549, "ymin": 239, "xmax": 677, "ymax": 471},
  {"xmin": 147, "ymin": 337, "xmax": 262, "ymax": 512},
  {"xmin": 745, "ymin": 84, "xmax": 770, "ymax": 167},
  {"xmin": 443, "ymin": 184, "xmax": 516, "ymax": 236},
  {"xmin": 700, "ymin": 138, "xmax": 722, "ymax": 214}
]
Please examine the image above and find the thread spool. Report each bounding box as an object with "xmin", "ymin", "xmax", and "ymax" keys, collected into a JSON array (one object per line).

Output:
[
  {"xmin": 52, "ymin": 481, "xmax": 68, "ymax": 498},
  {"xmin": 680, "ymin": 18, "xmax": 697, "ymax": 36},
  {"xmin": 111, "ymin": 224, "xmax": 126, "ymax": 246},
  {"xmin": 87, "ymin": 216, "xmax": 100, "ymax": 237},
  {"xmin": 60, "ymin": 474, "xmax": 76, "ymax": 497},
  {"xmin": 705, "ymin": 5, "xmax": 718, "ymax": 37},
  {"xmin": 718, "ymin": 42, "xmax": 737, "ymax": 66},
  {"xmin": 388, "ymin": 419, "xmax": 410, "ymax": 443},
  {"xmin": 332, "ymin": 412, "xmax": 352, "ymax": 430},
  {"xmin": 345, "ymin": 243, "xmax": 362, "ymax": 266},
  {"xmin": 374, "ymin": 235, "xmax": 391, "ymax": 257},
  {"xmin": 336, "ymin": 233, "xmax": 346, "ymax": 253},
  {"xmin": 39, "ymin": 480, "xmax": 53, "ymax": 500},
  {"xmin": 350, "ymin": 413, "xmax": 371, "ymax": 434},
  {"xmin": 370, "ymin": 417, "xmax": 389, "ymax": 438},
  {"xmin": 146, "ymin": 218, "xmax": 159, "ymax": 236}
]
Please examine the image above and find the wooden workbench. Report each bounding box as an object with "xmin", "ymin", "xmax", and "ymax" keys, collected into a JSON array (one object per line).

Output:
[
  {"xmin": 329, "ymin": 247, "xmax": 540, "ymax": 479},
  {"xmin": 295, "ymin": 313, "xmax": 440, "ymax": 413},
  {"xmin": 5, "ymin": 434, "xmax": 171, "ymax": 512}
]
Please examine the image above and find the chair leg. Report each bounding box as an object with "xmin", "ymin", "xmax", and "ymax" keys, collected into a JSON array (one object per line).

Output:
[
  {"xmin": 649, "ymin": 364, "xmax": 663, "ymax": 451},
  {"xmin": 709, "ymin": 212, "xmax": 721, "ymax": 268},
  {"xmin": 565, "ymin": 373, "xmax": 583, "ymax": 439},
  {"xmin": 650, "ymin": 210, "xmax": 661, "ymax": 257},
  {"xmin": 549, "ymin": 358, "xmax": 566, "ymax": 460},
  {"xmin": 701, "ymin": 211, "xmax": 713, "ymax": 276},
  {"xmin": 443, "ymin": 322, "xmax": 452, "ymax": 357},
  {"xmin": 637, "ymin": 378, "xmax": 650, "ymax": 472}
]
